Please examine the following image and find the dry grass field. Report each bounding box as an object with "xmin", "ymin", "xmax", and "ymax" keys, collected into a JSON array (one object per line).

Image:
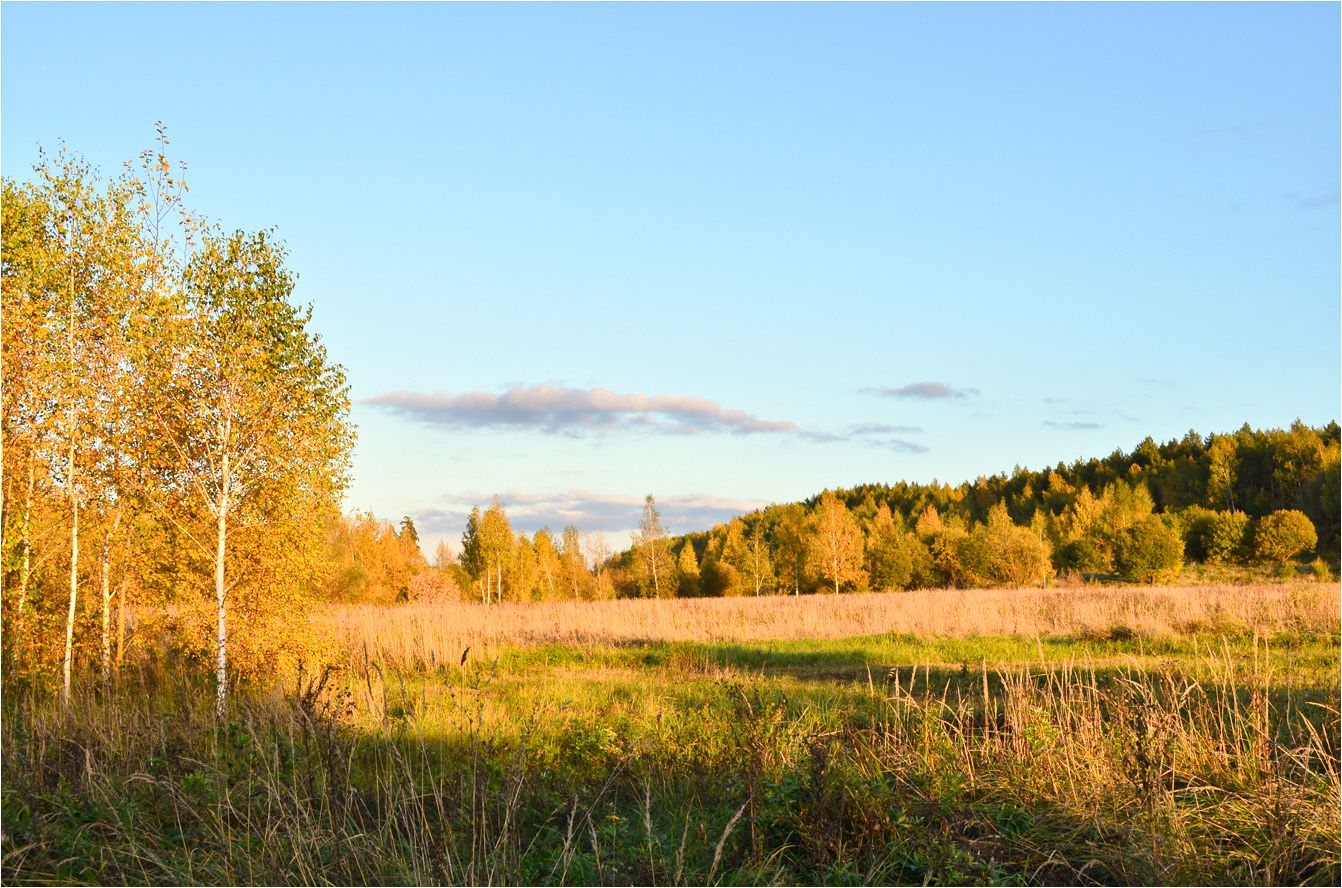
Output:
[
  {"xmin": 5, "ymin": 580, "xmax": 1339, "ymax": 885},
  {"xmin": 327, "ymin": 581, "xmax": 1339, "ymax": 669}
]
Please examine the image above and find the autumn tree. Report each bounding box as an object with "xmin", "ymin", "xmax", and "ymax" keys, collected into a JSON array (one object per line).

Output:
[
  {"xmin": 806, "ymin": 492, "xmax": 865, "ymax": 594},
  {"xmin": 957, "ymin": 503, "xmax": 1053, "ymax": 588},
  {"xmin": 865, "ymin": 505, "xmax": 928, "ymax": 591},
  {"xmin": 1253, "ymin": 510, "xmax": 1317, "ymax": 563},
  {"xmin": 1, "ymin": 178, "xmax": 64, "ymax": 645},
  {"xmin": 675, "ymin": 542, "xmax": 700, "ymax": 597},
  {"xmin": 632, "ymin": 495, "xmax": 675, "ymax": 598},
  {"xmin": 146, "ymin": 227, "xmax": 353, "ymax": 717},
  {"xmin": 559, "ymin": 524, "xmax": 588, "ymax": 599},
  {"xmin": 584, "ymin": 533, "xmax": 615, "ymax": 599},
  {"xmin": 743, "ymin": 523, "xmax": 774, "ymax": 595},
  {"xmin": 771, "ymin": 504, "xmax": 808, "ymax": 595},
  {"xmin": 478, "ymin": 498, "xmax": 513, "ymax": 603},
  {"xmin": 511, "ymin": 533, "xmax": 540, "ymax": 601},
  {"xmin": 1113, "ymin": 515, "xmax": 1184, "ymax": 584},
  {"xmin": 17, "ymin": 148, "xmax": 154, "ymax": 704},
  {"xmin": 433, "ymin": 539, "xmax": 455, "ymax": 571},
  {"xmin": 532, "ymin": 528, "xmax": 562, "ymax": 600}
]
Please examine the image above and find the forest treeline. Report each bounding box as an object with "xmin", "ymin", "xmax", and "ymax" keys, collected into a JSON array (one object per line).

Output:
[
  {"xmin": 627, "ymin": 421, "xmax": 1339, "ymax": 598},
  {"xmin": 358, "ymin": 421, "xmax": 1338, "ymax": 605}
]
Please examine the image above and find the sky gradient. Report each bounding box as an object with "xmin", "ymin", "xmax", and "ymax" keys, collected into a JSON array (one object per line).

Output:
[{"xmin": 4, "ymin": 2, "xmax": 1338, "ymax": 554}]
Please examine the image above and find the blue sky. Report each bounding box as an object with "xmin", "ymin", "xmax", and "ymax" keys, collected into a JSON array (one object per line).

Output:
[{"xmin": 4, "ymin": 2, "xmax": 1338, "ymax": 553}]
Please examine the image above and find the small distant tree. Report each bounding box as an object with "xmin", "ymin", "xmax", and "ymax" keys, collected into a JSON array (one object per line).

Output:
[
  {"xmin": 865, "ymin": 505, "xmax": 926, "ymax": 591},
  {"xmin": 743, "ymin": 524, "xmax": 774, "ymax": 595},
  {"xmin": 459, "ymin": 507, "xmax": 485, "ymax": 601},
  {"xmin": 511, "ymin": 533, "xmax": 540, "ymax": 601},
  {"xmin": 806, "ymin": 493, "xmax": 864, "ymax": 594},
  {"xmin": 771, "ymin": 505, "xmax": 808, "ymax": 595},
  {"xmin": 1253, "ymin": 510, "xmax": 1317, "ymax": 563},
  {"xmin": 584, "ymin": 533, "xmax": 616, "ymax": 600},
  {"xmin": 532, "ymin": 528, "xmax": 562, "ymax": 600},
  {"xmin": 676, "ymin": 542, "xmax": 700, "ymax": 597},
  {"xmin": 478, "ymin": 497, "xmax": 513, "ymax": 603},
  {"xmin": 398, "ymin": 516, "xmax": 420, "ymax": 546},
  {"xmin": 560, "ymin": 525, "xmax": 589, "ymax": 599},
  {"xmin": 1114, "ymin": 515, "xmax": 1184, "ymax": 584},
  {"xmin": 1182, "ymin": 507, "xmax": 1250, "ymax": 563},
  {"xmin": 632, "ymin": 495, "xmax": 675, "ymax": 598},
  {"xmin": 698, "ymin": 536, "xmax": 739, "ymax": 597}
]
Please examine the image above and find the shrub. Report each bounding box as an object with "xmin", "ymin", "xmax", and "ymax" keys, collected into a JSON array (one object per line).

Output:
[
  {"xmin": 1182, "ymin": 507, "xmax": 1249, "ymax": 563},
  {"xmin": 958, "ymin": 521, "xmax": 1053, "ymax": 588},
  {"xmin": 1055, "ymin": 537, "xmax": 1109, "ymax": 573},
  {"xmin": 1252, "ymin": 510, "xmax": 1318, "ymax": 563},
  {"xmin": 1114, "ymin": 515, "xmax": 1184, "ymax": 584}
]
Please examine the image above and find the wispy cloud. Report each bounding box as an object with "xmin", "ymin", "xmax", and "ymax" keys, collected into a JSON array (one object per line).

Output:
[
  {"xmin": 1044, "ymin": 420, "xmax": 1102, "ymax": 431},
  {"xmin": 1285, "ymin": 190, "xmax": 1339, "ymax": 210},
  {"xmin": 841, "ymin": 423, "xmax": 927, "ymax": 453},
  {"xmin": 363, "ymin": 386, "xmax": 797, "ymax": 436},
  {"xmin": 366, "ymin": 384, "xmax": 934, "ymax": 455},
  {"xmin": 414, "ymin": 490, "xmax": 764, "ymax": 536},
  {"xmin": 847, "ymin": 423, "xmax": 923, "ymax": 436},
  {"xmin": 861, "ymin": 381, "xmax": 978, "ymax": 400}
]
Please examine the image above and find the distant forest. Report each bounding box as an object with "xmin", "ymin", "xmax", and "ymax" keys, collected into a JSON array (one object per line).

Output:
[
  {"xmin": 631, "ymin": 421, "xmax": 1339, "ymax": 598},
  {"xmin": 358, "ymin": 421, "xmax": 1338, "ymax": 604}
]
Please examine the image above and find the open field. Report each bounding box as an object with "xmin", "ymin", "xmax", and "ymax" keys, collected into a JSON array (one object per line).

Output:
[
  {"xmin": 330, "ymin": 581, "xmax": 1340, "ymax": 669},
  {"xmin": 4, "ymin": 582, "xmax": 1340, "ymax": 885}
]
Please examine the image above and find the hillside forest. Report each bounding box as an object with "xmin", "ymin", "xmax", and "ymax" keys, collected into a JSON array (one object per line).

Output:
[{"xmin": 2, "ymin": 136, "xmax": 1338, "ymax": 704}]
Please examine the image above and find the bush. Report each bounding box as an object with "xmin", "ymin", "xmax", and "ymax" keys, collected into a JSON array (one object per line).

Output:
[
  {"xmin": 958, "ymin": 522, "xmax": 1053, "ymax": 588},
  {"xmin": 1181, "ymin": 507, "xmax": 1249, "ymax": 563},
  {"xmin": 1055, "ymin": 537, "xmax": 1109, "ymax": 573},
  {"xmin": 1114, "ymin": 516, "xmax": 1184, "ymax": 584},
  {"xmin": 1253, "ymin": 510, "xmax": 1318, "ymax": 563}
]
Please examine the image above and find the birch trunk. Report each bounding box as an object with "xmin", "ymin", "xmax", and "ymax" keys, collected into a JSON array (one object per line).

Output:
[
  {"xmin": 61, "ymin": 226, "xmax": 79, "ymax": 709},
  {"xmin": 62, "ymin": 437, "xmax": 78, "ymax": 708},
  {"xmin": 215, "ymin": 423, "xmax": 231, "ymax": 720}
]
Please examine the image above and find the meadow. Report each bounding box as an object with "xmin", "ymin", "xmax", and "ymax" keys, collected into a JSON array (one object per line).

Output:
[{"xmin": 3, "ymin": 581, "xmax": 1339, "ymax": 885}]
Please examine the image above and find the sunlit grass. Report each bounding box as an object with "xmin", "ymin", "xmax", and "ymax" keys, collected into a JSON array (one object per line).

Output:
[{"xmin": 4, "ymin": 581, "xmax": 1339, "ymax": 885}]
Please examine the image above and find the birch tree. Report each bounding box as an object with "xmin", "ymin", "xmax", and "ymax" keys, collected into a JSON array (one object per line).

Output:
[
  {"xmin": 633, "ymin": 495, "xmax": 674, "ymax": 598},
  {"xmin": 805, "ymin": 492, "xmax": 864, "ymax": 594},
  {"xmin": 148, "ymin": 228, "xmax": 353, "ymax": 717},
  {"xmin": 743, "ymin": 524, "xmax": 774, "ymax": 596},
  {"xmin": 24, "ymin": 151, "xmax": 121, "ymax": 706},
  {"xmin": 1, "ymin": 179, "xmax": 61, "ymax": 632},
  {"xmin": 478, "ymin": 497, "xmax": 512, "ymax": 604}
]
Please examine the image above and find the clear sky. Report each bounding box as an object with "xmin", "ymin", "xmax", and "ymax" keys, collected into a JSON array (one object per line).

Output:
[{"xmin": 4, "ymin": 2, "xmax": 1338, "ymax": 555}]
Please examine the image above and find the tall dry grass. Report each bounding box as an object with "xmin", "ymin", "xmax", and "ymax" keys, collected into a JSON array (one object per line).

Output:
[
  {"xmin": 328, "ymin": 581, "xmax": 1339, "ymax": 669},
  {"xmin": 4, "ymin": 633, "xmax": 1338, "ymax": 885}
]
